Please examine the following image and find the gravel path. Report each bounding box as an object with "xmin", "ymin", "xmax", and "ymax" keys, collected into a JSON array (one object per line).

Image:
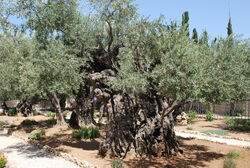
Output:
[
  {"xmin": 176, "ymin": 131, "xmax": 250, "ymax": 147},
  {"xmin": 0, "ymin": 134, "xmax": 79, "ymax": 168}
]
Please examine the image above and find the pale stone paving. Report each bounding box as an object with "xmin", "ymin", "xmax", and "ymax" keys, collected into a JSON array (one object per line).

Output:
[{"xmin": 0, "ymin": 132, "xmax": 79, "ymax": 168}]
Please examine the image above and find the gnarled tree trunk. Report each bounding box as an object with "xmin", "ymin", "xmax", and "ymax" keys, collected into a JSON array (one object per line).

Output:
[
  {"xmin": 49, "ymin": 93, "xmax": 66, "ymax": 125},
  {"xmin": 99, "ymin": 93, "xmax": 183, "ymax": 158}
]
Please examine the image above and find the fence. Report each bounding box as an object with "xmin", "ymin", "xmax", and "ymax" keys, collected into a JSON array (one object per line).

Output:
[{"xmin": 182, "ymin": 99, "xmax": 250, "ymax": 119}]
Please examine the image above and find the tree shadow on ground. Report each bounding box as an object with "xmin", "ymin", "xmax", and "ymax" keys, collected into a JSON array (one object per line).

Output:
[
  {"xmin": 39, "ymin": 133, "xmax": 100, "ymax": 151},
  {"xmin": 124, "ymin": 137, "xmax": 224, "ymax": 168},
  {"xmin": 1, "ymin": 142, "xmax": 54, "ymax": 158}
]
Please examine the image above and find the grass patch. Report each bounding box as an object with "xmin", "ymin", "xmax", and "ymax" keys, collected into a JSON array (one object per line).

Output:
[
  {"xmin": 21, "ymin": 119, "xmax": 38, "ymax": 126},
  {"xmin": 226, "ymin": 151, "xmax": 241, "ymax": 159},
  {"xmin": 111, "ymin": 159, "xmax": 123, "ymax": 168},
  {"xmin": 201, "ymin": 130, "xmax": 229, "ymax": 136},
  {"xmin": 0, "ymin": 121, "xmax": 9, "ymax": 126},
  {"xmin": 28, "ymin": 130, "xmax": 45, "ymax": 140},
  {"xmin": 186, "ymin": 126, "xmax": 193, "ymax": 130},
  {"xmin": 223, "ymin": 157, "xmax": 236, "ymax": 168},
  {"xmin": 44, "ymin": 111, "xmax": 55, "ymax": 118},
  {"xmin": 72, "ymin": 127, "xmax": 100, "ymax": 139}
]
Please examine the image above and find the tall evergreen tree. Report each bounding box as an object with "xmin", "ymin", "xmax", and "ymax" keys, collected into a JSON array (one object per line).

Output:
[
  {"xmin": 192, "ymin": 28, "xmax": 198, "ymax": 43},
  {"xmin": 227, "ymin": 18, "xmax": 233, "ymax": 37},
  {"xmin": 182, "ymin": 11, "xmax": 189, "ymax": 37}
]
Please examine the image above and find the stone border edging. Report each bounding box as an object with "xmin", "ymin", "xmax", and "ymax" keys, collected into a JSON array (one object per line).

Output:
[
  {"xmin": 10, "ymin": 131, "xmax": 97, "ymax": 168},
  {"xmin": 176, "ymin": 129, "xmax": 250, "ymax": 143}
]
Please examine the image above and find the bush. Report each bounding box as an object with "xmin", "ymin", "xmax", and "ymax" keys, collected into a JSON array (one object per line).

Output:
[
  {"xmin": 44, "ymin": 111, "xmax": 55, "ymax": 118},
  {"xmin": 0, "ymin": 154, "xmax": 7, "ymax": 168},
  {"xmin": 0, "ymin": 121, "xmax": 9, "ymax": 126},
  {"xmin": 7, "ymin": 108, "xmax": 17, "ymax": 116},
  {"xmin": 63, "ymin": 110, "xmax": 71, "ymax": 117},
  {"xmin": 205, "ymin": 111, "xmax": 214, "ymax": 122},
  {"xmin": 28, "ymin": 130, "xmax": 45, "ymax": 140},
  {"xmin": 229, "ymin": 109, "xmax": 244, "ymax": 116},
  {"xmin": 224, "ymin": 117, "xmax": 250, "ymax": 131},
  {"xmin": 223, "ymin": 158, "xmax": 236, "ymax": 168},
  {"xmin": 186, "ymin": 126, "xmax": 193, "ymax": 130},
  {"xmin": 21, "ymin": 119, "xmax": 38, "ymax": 126},
  {"xmin": 111, "ymin": 159, "xmax": 123, "ymax": 168},
  {"xmin": 226, "ymin": 151, "xmax": 241, "ymax": 159},
  {"xmin": 187, "ymin": 111, "xmax": 197, "ymax": 124},
  {"xmin": 45, "ymin": 119, "xmax": 57, "ymax": 126},
  {"xmin": 72, "ymin": 127, "xmax": 100, "ymax": 139}
]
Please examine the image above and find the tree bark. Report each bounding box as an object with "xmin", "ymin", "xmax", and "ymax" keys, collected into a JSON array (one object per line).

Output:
[
  {"xmin": 99, "ymin": 93, "xmax": 183, "ymax": 158},
  {"xmin": 49, "ymin": 93, "xmax": 66, "ymax": 125},
  {"xmin": 1, "ymin": 101, "xmax": 9, "ymax": 115}
]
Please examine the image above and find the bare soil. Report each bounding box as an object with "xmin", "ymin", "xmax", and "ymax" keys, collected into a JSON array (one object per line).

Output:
[
  {"xmin": 175, "ymin": 118, "xmax": 250, "ymax": 140},
  {"xmin": 1, "ymin": 115, "xmax": 250, "ymax": 168}
]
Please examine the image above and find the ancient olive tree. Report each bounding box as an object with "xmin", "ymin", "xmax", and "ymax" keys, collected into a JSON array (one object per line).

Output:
[{"xmin": 98, "ymin": 18, "xmax": 250, "ymax": 157}]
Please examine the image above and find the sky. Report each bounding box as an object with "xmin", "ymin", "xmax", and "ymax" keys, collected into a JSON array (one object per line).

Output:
[
  {"xmin": 135, "ymin": 0, "xmax": 250, "ymax": 39},
  {"xmin": 8, "ymin": 0, "xmax": 250, "ymax": 39}
]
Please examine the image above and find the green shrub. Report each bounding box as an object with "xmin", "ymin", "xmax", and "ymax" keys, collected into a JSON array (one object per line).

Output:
[
  {"xmin": 63, "ymin": 110, "xmax": 71, "ymax": 117},
  {"xmin": 223, "ymin": 158, "xmax": 236, "ymax": 168},
  {"xmin": 111, "ymin": 159, "xmax": 123, "ymax": 168},
  {"xmin": 7, "ymin": 108, "xmax": 17, "ymax": 116},
  {"xmin": 187, "ymin": 111, "xmax": 197, "ymax": 124},
  {"xmin": 45, "ymin": 119, "xmax": 57, "ymax": 126},
  {"xmin": 186, "ymin": 126, "xmax": 193, "ymax": 130},
  {"xmin": 72, "ymin": 127, "xmax": 100, "ymax": 139},
  {"xmin": 224, "ymin": 117, "xmax": 250, "ymax": 131},
  {"xmin": 28, "ymin": 130, "xmax": 45, "ymax": 140},
  {"xmin": 0, "ymin": 121, "xmax": 9, "ymax": 126},
  {"xmin": 201, "ymin": 130, "xmax": 229, "ymax": 136},
  {"xmin": 205, "ymin": 111, "xmax": 214, "ymax": 122},
  {"xmin": 245, "ymin": 120, "xmax": 250, "ymax": 126},
  {"xmin": 44, "ymin": 111, "xmax": 55, "ymax": 118},
  {"xmin": 0, "ymin": 154, "xmax": 7, "ymax": 168},
  {"xmin": 21, "ymin": 119, "xmax": 38, "ymax": 126},
  {"xmin": 229, "ymin": 109, "xmax": 244, "ymax": 116},
  {"xmin": 226, "ymin": 151, "xmax": 241, "ymax": 159}
]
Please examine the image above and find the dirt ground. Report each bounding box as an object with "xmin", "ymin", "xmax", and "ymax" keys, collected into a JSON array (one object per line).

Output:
[
  {"xmin": 175, "ymin": 118, "xmax": 250, "ymax": 140},
  {"xmin": 1, "ymin": 115, "xmax": 250, "ymax": 168}
]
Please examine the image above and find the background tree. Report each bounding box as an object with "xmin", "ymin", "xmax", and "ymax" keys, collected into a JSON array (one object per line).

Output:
[
  {"xmin": 199, "ymin": 30, "xmax": 209, "ymax": 46},
  {"xmin": 192, "ymin": 28, "xmax": 198, "ymax": 43},
  {"xmin": 227, "ymin": 17, "xmax": 233, "ymax": 37},
  {"xmin": 181, "ymin": 11, "xmax": 189, "ymax": 37}
]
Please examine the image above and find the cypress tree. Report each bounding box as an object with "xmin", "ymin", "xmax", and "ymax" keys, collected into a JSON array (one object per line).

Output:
[
  {"xmin": 227, "ymin": 18, "xmax": 233, "ymax": 37},
  {"xmin": 182, "ymin": 11, "xmax": 189, "ymax": 37},
  {"xmin": 192, "ymin": 28, "xmax": 198, "ymax": 43}
]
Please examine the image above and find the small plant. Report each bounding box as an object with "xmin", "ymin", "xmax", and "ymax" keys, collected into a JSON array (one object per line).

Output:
[
  {"xmin": 187, "ymin": 110, "xmax": 197, "ymax": 124},
  {"xmin": 21, "ymin": 119, "xmax": 38, "ymax": 126},
  {"xmin": 28, "ymin": 130, "xmax": 45, "ymax": 140},
  {"xmin": 0, "ymin": 121, "xmax": 9, "ymax": 126},
  {"xmin": 186, "ymin": 126, "xmax": 193, "ymax": 130},
  {"xmin": 229, "ymin": 109, "xmax": 244, "ymax": 117},
  {"xmin": 72, "ymin": 127, "xmax": 100, "ymax": 139},
  {"xmin": 63, "ymin": 110, "xmax": 71, "ymax": 117},
  {"xmin": 0, "ymin": 154, "xmax": 7, "ymax": 168},
  {"xmin": 111, "ymin": 159, "xmax": 123, "ymax": 168},
  {"xmin": 201, "ymin": 130, "xmax": 229, "ymax": 136},
  {"xmin": 45, "ymin": 119, "xmax": 57, "ymax": 126},
  {"xmin": 44, "ymin": 111, "xmax": 55, "ymax": 118},
  {"xmin": 223, "ymin": 158, "xmax": 236, "ymax": 168},
  {"xmin": 226, "ymin": 151, "xmax": 241, "ymax": 159},
  {"xmin": 7, "ymin": 108, "xmax": 17, "ymax": 116},
  {"xmin": 205, "ymin": 111, "xmax": 214, "ymax": 122}
]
